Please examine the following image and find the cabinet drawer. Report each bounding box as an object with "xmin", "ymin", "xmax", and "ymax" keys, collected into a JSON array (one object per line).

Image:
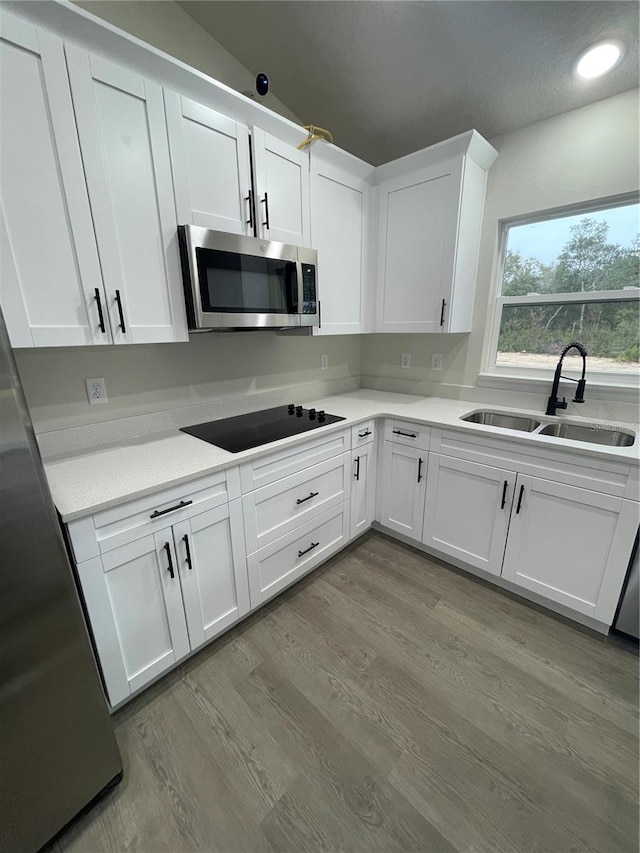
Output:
[
  {"xmin": 239, "ymin": 428, "xmax": 350, "ymax": 493},
  {"xmin": 68, "ymin": 468, "xmax": 241, "ymax": 562},
  {"xmin": 247, "ymin": 503, "xmax": 350, "ymax": 607},
  {"xmin": 352, "ymin": 420, "xmax": 376, "ymax": 447},
  {"xmin": 243, "ymin": 452, "xmax": 351, "ymax": 553},
  {"xmin": 384, "ymin": 419, "xmax": 430, "ymax": 450}
]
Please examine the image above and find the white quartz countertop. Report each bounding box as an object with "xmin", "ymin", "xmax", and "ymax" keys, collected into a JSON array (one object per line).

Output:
[{"xmin": 45, "ymin": 390, "xmax": 639, "ymax": 522}]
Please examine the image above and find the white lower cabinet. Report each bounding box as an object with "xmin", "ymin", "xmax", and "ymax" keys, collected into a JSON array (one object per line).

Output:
[
  {"xmin": 422, "ymin": 454, "xmax": 516, "ymax": 576},
  {"xmin": 379, "ymin": 441, "xmax": 427, "ymax": 539},
  {"xmin": 77, "ymin": 529, "xmax": 190, "ymax": 707},
  {"xmin": 351, "ymin": 443, "xmax": 376, "ymax": 538},
  {"xmin": 501, "ymin": 476, "xmax": 638, "ymax": 623},
  {"xmin": 77, "ymin": 500, "xmax": 248, "ymax": 707},
  {"xmin": 247, "ymin": 503, "xmax": 349, "ymax": 608},
  {"xmin": 172, "ymin": 501, "xmax": 250, "ymax": 651}
]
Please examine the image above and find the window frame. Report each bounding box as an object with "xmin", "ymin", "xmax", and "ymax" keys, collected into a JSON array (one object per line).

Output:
[{"xmin": 481, "ymin": 193, "xmax": 640, "ymax": 394}]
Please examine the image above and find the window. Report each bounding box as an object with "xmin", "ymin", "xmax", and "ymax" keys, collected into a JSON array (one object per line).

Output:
[{"xmin": 486, "ymin": 197, "xmax": 639, "ymax": 384}]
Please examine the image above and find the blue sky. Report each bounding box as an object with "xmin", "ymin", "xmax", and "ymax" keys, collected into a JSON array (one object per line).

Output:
[{"xmin": 507, "ymin": 203, "xmax": 639, "ymax": 266}]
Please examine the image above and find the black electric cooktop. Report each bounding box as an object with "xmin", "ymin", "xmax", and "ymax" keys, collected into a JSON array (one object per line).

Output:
[{"xmin": 180, "ymin": 405, "xmax": 345, "ymax": 453}]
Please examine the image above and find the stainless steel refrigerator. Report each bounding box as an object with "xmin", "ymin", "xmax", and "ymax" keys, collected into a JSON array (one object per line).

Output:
[{"xmin": 0, "ymin": 307, "xmax": 122, "ymax": 852}]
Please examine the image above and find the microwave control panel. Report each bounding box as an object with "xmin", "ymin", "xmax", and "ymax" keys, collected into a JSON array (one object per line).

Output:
[{"xmin": 302, "ymin": 264, "xmax": 317, "ymax": 314}]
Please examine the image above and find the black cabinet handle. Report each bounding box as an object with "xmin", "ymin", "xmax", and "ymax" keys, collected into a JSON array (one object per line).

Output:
[
  {"xmin": 516, "ymin": 484, "xmax": 525, "ymax": 515},
  {"xmin": 440, "ymin": 298, "xmax": 446, "ymax": 327},
  {"xmin": 164, "ymin": 542, "xmax": 174, "ymax": 579},
  {"xmin": 182, "ymin": 534, "xmax": 193, "ymax": 571},
  {"xmin": 298, "ymin": 541, "xmax": 319, "ymax": 558},
  {"xmin": 114, "ymin": 289, "xmax": 126, "ymax": 333},
  {"xmin": 150, "ymin": 499, "xmax": 193, "ymax": 519},
  {"xmin": 261, "ymin": 193, "xmax": 270, "ymax": 229},
  {"xmin": 393, "ymin": 429, "xmax": 417, "ymax": 438},
  {"xmin": 355, "ymin": 456, "xmax": 360, "ymax": 481},
  {"xmin": 417, "ymin": 457, "xmax": 424, "ymax": 483},
  {"xmin": 245, "ymin": 189, "xmax": 254, "ymax": 229},
  {"xmin": 358, "ymin": 430, "xmax": 372, "ymax": 438},
  {"xmin": 501, "ymin": 480, "xmax": 508, "ymax": 509},
  {"xmin": 94, "ymin": 288, "xmax": 106, "ymax": 333},
  {"xmin": 296, "ymin": 491, "xmax": 319, "ymax": 506}
]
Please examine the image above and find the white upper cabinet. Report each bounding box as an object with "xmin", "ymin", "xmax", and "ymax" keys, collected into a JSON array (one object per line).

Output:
[
  {"xmin": 165, "ymin": 92, "xmax": 253, "ymax": 235},
  {"xmin": 375, "ymin": 131, "xmax": 497, "ymax": 334},
  {"xmin": 251, "ymin": 127, "xmax": 310, "ymax": 245},
  {"xmin": 65, "ymin": 46, "xmax": 187, "ymax": 344},
  {"xmin": 310, "ymin": 149, "xmax": 373, "ymax": 335},
  {"xmin": 0, "ymin": 12, "xmax": 109, "ymax": 348}
]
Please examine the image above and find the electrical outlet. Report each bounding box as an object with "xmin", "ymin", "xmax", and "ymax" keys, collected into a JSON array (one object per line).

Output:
[
  {"xmin": 85, "ymin": 377, "xmax": 108, "ymax": 405},
  {"xmin": 321, "ymin": 353, "xmax": 329, "ymax": 370},
  {"xmin": 431, "ymin": 353, "xmax": 443, "ymax": 371},
  {"xmin": 401, "ymin": 352, "xmax": 411, "ymax": 369}
]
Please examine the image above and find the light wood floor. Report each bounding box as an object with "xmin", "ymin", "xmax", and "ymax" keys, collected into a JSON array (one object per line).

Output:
[{"xmin": 51, "ymin": 533, "xmax": 639, "ymax": 853}]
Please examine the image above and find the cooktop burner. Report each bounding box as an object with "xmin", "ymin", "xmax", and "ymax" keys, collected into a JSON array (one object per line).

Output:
[{"xmin": 180, "ymin": 404, "xmax": 345, "ymax": 453}]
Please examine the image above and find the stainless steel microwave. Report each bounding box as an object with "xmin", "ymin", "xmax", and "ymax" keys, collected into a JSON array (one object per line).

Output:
[{"xmin": 178, "ymin": 226, "xmax": 318, "ymax": 331}]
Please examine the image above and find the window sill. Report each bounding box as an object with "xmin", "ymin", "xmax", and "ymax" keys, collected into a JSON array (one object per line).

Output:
[{"xmin": 478, "ymin": 371, "xmax": 640, "ymax": 403}]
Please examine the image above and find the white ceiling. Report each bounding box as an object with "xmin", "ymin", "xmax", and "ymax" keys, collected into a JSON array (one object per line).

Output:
[{"xmin": 178, "ymin": 1, "xmax": 639, "ymax": 165}]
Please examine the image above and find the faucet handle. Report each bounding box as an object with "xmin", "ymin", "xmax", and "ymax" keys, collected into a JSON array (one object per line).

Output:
[{"xmin": 558, "ymin": 396, "xmax": 568, "ymax": 410}]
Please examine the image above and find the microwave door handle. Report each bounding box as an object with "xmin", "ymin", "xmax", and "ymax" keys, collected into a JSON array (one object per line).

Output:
[{"xmin": 289, "ymin": 260, "xmax": 303, "ymax": 314}]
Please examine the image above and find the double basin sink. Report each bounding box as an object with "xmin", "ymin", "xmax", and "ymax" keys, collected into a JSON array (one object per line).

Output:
[{"xmin": 461, "ymin": 410, "xmax": 635, "ymax": 447}]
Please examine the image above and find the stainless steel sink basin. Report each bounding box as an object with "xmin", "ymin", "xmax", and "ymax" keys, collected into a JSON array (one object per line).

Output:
[
  {"xmin": 538, "ymin": 422, "xmax": 635, "ymax": 447},
  {"xmin": 461, "ymin": 411, "xmax": 542, "ymax": 432}
]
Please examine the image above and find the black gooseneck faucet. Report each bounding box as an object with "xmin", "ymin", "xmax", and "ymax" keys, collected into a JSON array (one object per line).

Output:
[{"xmin": 545, "ymin": 341, "xmax": 588, "ymax": 416}]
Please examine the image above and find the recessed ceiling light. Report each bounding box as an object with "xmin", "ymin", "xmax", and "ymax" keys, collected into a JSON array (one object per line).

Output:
[{"xmin": 575, "ymin": 42, "xmax": 622, "ymax": 79}]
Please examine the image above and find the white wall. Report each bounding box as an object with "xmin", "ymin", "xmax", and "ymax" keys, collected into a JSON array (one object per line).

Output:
[
  {"xmin": 15, "ymin": 332, "xmax": 361, "ymax": 439},
  {"xmin": 362, "ymin": 89, "xmax": 640, "ymax": 419},
  {"xmin": 72, "ymin": 1, "xmax": 301, "ymax": 124}
]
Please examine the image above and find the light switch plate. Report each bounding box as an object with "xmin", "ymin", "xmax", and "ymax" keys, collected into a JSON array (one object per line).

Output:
[
  {"xmin": 431, "ymin": 353, "xmax": 443, "ymax": 371},
  {"xmin": 401, "ymin": 352, "xmax": 411, "ymax": 369},
  {"xmin": 321, "ymin": 354, "xmax": 329, "ymax": 370},
  {"xmin": 85, "ymin": 377, "xmax": 108, "ymax": 405}
]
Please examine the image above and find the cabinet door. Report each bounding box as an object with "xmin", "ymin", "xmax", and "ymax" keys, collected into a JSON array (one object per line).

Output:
[
  {"xmin": 77, "ymin": 531, "xmax": 189, "ymax": 707},
  {"xmin": 65, "ymin": 47, "xmax": 187, "ymax": 344},
  {"xmin": 379, "ymin": 441, "xmax": 427, "ymax": 540},
  {"xmin": 0, "ymin": 13, "xmax": 109, "ymax": 347},
  {"xmin": 351, "ymin": 443, "xmax": 377, "ymax": 539},
  {"xmin": 251, "ymin": 127, "xmax": 310, "ymax": 245},
  {"xmin": 423, "ymin": 454, "xmax": 516, "ymax": 576},
  {"xmin": 376, "ymin": 160, "xmax": 459, "ymax": 333},
  {"xmin": 502, "ymin": 476, "xmax": 639, "ymax": 624},
  {"xmin": 310, "ymin": 158, "xmax": 370, "ymax": 334},
  {"xmin": 165, "ymin": 91, "xmax": 252, "ymax": 235},
  {"xmin": 172, "ymin": 501, "xmax": 250, "ymax": 651}
]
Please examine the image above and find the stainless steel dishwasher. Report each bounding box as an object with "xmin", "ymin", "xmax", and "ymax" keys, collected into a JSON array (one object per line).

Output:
[{"xmin": 613, "ymin": 535, "xmax": 639, "ymax": 641}]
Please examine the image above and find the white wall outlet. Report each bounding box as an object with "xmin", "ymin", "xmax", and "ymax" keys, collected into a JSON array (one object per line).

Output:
[
  {"xmin": 401, "ymin": 352, "xmax": 411, "ymax": 369},
  {"xmin": 321, "ymin": 353, "xmax": 329, "ymax": 370},
  {"xmin": 431, "ymin": 353, "xmax": 443, "ymax": 371},
  {"xmin": 85, "ymin": 377, "xmax": 108, "ymax": 405}
]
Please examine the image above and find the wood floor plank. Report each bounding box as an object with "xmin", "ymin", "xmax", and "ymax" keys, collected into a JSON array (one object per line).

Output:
[{"xmin": 51, "ymin": 532, "xmax": 638, "ymax": 853}]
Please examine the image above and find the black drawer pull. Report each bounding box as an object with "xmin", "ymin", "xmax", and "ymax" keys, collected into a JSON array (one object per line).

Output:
[
  {"xmin": 393, "ymin": 429, "xmax": 417, "ymax": 438},
  {"xmin": 355, "ymin": 456, "xmax": 361, "ymax": 481},
  {"xmin": 296, "ymin": 491, "xmax": 319, "ymax": 505},
  {"xmin": 164, "ymin": 542, "xmax": 174, "ymax": 579},
  {"xmin": 183, "ymin": 534, "xmax": 193, "ymax": 571},
  {"xmin": 440, "ymin": 298, "xmax": 446, "ymax": 327},
  {"xmin": 358, "ymin": 430, "xmax": 372, "ymax": 438},
  {"xmin": 298, "ymin": 541, "xmax": 319, "ymax": 558},
  {"xmin": 501, "ymin": 480, "xmax": 508, "ymax": 509},
  {"xmin": 150, "ymin": 499, "xmax": 193, "ymax": 519},
  {"xmin": 94, "ymin": 288, "xmax": 106, "ymax": 334},
  {"xmin": 114, "ymin": 289, "xmax": 126, "ymax": 333},
  {"xmin": 516, "ymin": 484, "xmax": 525, "ymax": 515},
  {"xmin": 417, "ymin": 457, "xmax": 424, "ymax": 483}
]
